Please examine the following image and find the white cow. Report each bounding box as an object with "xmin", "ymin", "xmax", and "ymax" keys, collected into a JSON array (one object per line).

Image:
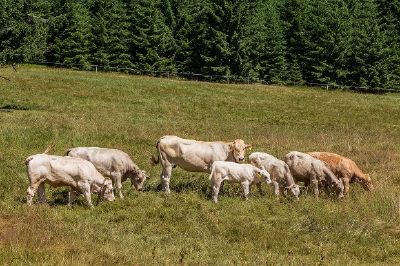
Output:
[
  {"xmin": 209, "ymin": 161, "xmax": 271, "ymax": 203},
  {"xmin": 284, "ymin": 151, "xmax": 344, "ymax": 199},
  {"xmin": 25, "ymin": 154, "xmax": 115, "ymax": 208},
  {"xmin": 151, "ymin": 135, "xmax": 252, "ymax": 193},
  {"xmin": 65, "ymin": 147, "xmax": 148, "ymax": 199},
  {"xmin": 249, "ymin": 152, "xmax": 300, "ymax": 199}
]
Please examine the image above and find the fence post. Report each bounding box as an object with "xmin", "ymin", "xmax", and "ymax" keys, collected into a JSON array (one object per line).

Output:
[{"xmin": 95, "ymin": 65, "xmax": 98, "ymax": 73}]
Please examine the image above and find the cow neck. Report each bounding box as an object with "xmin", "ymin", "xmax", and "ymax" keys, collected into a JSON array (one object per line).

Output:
[{"xmin": 225, "ymin": 142, "xmax": 235, "ymax": 162}]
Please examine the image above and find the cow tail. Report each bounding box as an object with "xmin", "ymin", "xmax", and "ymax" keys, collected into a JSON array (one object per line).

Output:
[
  {"xmin": 150, "ymin": 139, "xmax": 160, "ymax": 166},
  {"xmin": 43, "ymin": 143, "xmax": 54, "ymax": 154}
]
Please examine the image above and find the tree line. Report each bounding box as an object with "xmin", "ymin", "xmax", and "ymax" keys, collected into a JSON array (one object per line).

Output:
[{"xmin": 1, "ymin": 0, "xmax": 399, "ymax": 89}]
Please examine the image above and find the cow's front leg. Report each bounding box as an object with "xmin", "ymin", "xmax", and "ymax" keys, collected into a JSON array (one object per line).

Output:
[
  {"xmin": 81, "ymin": 185, "xmax": 94, "ymax": 209},
  {"xmin": 111, "ymin": 172, "xmax": 124, "ymax": 199},
  {"xmin": 271, "ymin": 180, "xmax": 280, "ymax": 197},
  {"xmin": 212, "ymin": 178, "xmax": 222, "ymax": 203},
  {"xmin": 342, "ymin": 177, "xmax": 350, "ymax": 196},
  {"xmin": 241, "ymin": 181, "xmax": 250, "ymax": 200},
  {"xmin": 68, "ymin": 190, "xmax": 78, "ymax": 206},
  {"xmin": 37, "ymin": 182, "xmax": 47, "ymax": 204},
  {"xmin": 311, "ymin": 179, "xmax": 319, "ymax": 198},
  {"xmin": 160, "ymin": 166, "xmax": 172, "ymax": 193}
]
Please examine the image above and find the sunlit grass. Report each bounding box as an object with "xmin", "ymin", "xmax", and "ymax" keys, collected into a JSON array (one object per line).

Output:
[{"xmin": 0, "ymin": 65, "xmax": 399, "ymax": 264}]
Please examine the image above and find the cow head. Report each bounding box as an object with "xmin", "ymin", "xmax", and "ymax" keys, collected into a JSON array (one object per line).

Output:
[
  {"xmin": 285, "ymin": 184, "xmax": 300, "ymax": 199},
  {"xmin": 358, "ymin": 174, "xmax": 374, "ymax": 191},
  {"xmin": 101, "ymin": 179, "xmax": 115, "ymax": 202},
  {"xmin": 230, "ymin": 139, "xmax": 252, "ymax": 163},
  {"xmin": 257, "ymin": 168, "xmax": 272, "ymax": 184},
  {"xmin": 129, "ymin": 169, "xmax": 148, "ymax": 191},
  {"xmin": 332, "ymin": 179, "xmax": 344, "ymax": 199}
]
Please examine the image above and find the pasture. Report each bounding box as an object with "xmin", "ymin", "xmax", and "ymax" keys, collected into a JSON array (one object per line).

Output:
[{"xmin": 0, "ymin": 65, "xmax": 400, "ymax": 265}]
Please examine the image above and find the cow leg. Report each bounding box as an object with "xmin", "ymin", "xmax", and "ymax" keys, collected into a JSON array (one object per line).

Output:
[
  {"xmin": 212, "ymin": 178, "xmax": 222, "ymax": 203},
  {"xmin": 271, "ymin": 181, "xmax": 280, "ymax": 197},
  {"xmin": 37, "ymin": 182, "xmax": 47, "ymax": 204},
  {"xmin": 68, "ymin": 190, "xmax": 78, "ymax": 206},
  {"xmin": 160, "ymin": 166, "xmax": 172, "ymax": 193},
  {"xmin": 342, "ymin": 177, "xmax": 350, "ymax": 196},
  {"xmin": 311, "ymin": 179, "xmax": 319, "ymax": 198},
  {"xmin": 241, "ymin": 181, "xmax": 250, "ymax": 200},
  {"xmin": 111, "ymin": 172, "xmax": 124, "ymax": 199},
  {"xmin": 26, "ymin": 182, "xmax": 41, "ymax": 205},
  {"xmin": 81, "ymin": 185, "xmax": 94, "ymax": 209}
]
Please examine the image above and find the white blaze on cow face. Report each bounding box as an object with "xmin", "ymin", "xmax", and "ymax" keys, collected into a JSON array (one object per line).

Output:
[{"xmin": 230, "ymin": 139, "xmax": 252, "ymax": 163}]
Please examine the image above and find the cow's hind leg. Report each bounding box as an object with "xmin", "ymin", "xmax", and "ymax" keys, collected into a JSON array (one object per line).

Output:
[
  {"xmin": 160, "ymin": 166, "xmax": 172, "ymax": 193},
  {"xmin": 37, "ymin": 182, "xmax": 47, "ymax": 204},
  {"xmin": 26, "ymin": 181, "xmax": 42, "ymax": 205},
  {"xmin": 241, "ymin": 181, "xmax": 250, "ymax": 200}
]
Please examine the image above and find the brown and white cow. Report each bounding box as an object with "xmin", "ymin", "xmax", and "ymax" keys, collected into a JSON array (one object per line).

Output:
[
  {"xmin": 249, "ymin": 152, "xmax": 300, "ymax": 199},
  {"xmin": 65, "ymin": 147, "xmax": 148, "ymax": 199},
  {"xmin": 284, "ymin": 151, "xmax": 344, "ymax": 199},
  {"xmin": 25, "ymin": 154, "xmax": 115, "ymax": 208},
  {"xmin": 308, "ymin": 152, "xmax": 373, "ymax": 195},
  {"xmin": 151, "ymin": 135, "xmax": 252, "ymax": 193}
]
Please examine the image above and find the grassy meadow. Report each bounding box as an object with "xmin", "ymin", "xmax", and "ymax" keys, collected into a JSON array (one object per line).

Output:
[{"xmin": 1, "ymin": 65, "xmax": 400, "ymax": 265}]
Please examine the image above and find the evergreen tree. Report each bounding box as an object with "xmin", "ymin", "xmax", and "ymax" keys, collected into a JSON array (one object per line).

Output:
[
  {"xmin": 51, "ymin": 0, "xmax": 92, "ymax": 69},
  {"xmin": 128, "ymin": 0, "xmax": 176, "ymax": 72},
  {"xmin": 242, "ymin": 0, "xmax": 288, "ymax": 84},
  {"xmin": 89, "ymin": 0, "xmax": 132, "ymax": 68}
]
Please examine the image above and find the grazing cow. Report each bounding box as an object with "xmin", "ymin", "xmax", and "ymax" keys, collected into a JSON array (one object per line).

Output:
[
  {"xmin": 209, "ymin": 161, "xmax": 271, "ymax": 202},
  {"xmin": 65, "ymin": 147, "xmax": 148, "ymax": 199},
  {"xmin": 284, "ymin": 151, "xmax": 344, "ymax": 199},
  {"xmin": 249, "ymin": 152, "xmax": 300, "ymax": 199},
  {"xmin": 308, "ymin": 152, "xmax": 373, "ymax": 195},
  {"xmin": 151, "ymin": 135, "xmax": 252, "ymax": 193},
  {"xmin": 25, "ymin": 154, "xmax": 115, "ymax": 208}
]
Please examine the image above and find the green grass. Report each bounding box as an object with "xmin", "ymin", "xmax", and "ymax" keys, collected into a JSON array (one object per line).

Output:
[{"xmin": 1, "ymin": 65, "xmax": 400, "ymax": 265}]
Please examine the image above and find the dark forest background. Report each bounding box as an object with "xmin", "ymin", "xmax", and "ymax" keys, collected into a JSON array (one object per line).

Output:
[{"xmin": 1, "ymin": 0, "xmax": 399, "ymax": 88}]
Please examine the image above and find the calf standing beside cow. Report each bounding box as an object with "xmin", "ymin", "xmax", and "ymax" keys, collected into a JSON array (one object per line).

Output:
[{"xmin": 25, "ymin": 135, "xmax": 372, "ymax": 206}]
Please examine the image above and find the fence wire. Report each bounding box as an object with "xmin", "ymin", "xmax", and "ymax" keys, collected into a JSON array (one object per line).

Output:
[{"xmin": 2, "ymin": 61, "xmax": 399, "ymax": 93}]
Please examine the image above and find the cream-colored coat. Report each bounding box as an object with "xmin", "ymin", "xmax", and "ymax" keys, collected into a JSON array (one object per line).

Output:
[
  {"xmin": 151, "ymin": 135, "xmax": 251, "ymax": 193},
  {"xmin": 209, "ymin": 161, "xmax": 271, "ymax": 202},
  {"xmin": 66, "ymin": 147, "xmax": 147, "ymax": 199},
  {"xmin": 284, "ymin": 151, "xmax": 344, "ymax": 199},
  {"xmin": 249, "ymin": 152, "xmax": 300, "ymax": 199},
  {"xmin": 25, "ymin": 154, "xmax": 115, "ymax": 208}
]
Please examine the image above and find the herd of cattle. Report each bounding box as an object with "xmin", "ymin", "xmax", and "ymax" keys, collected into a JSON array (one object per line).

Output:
[{"xmin": 25, "ymin": 135, "xmax": 374, "ymax": 207}]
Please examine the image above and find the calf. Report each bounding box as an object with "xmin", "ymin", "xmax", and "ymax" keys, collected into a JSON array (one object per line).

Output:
[
  {"xmin": 249, "ymin": 152, "xmax": 300, "ymax": 199},
  {"xmin": 209, "ymin": 161, "xmax": 271, "ymax": 203},
  {"xmin": 25, "ymin": 154, "xmax": 115, "ymax": 208},
  {"xmin": 308, "ymin": 152, "xmax": 373, "ymax": 195},
  {"xmin": 66, "ymin": 147, "xmax": 147, "ymax": 199},
  {"xmin": 284, "ymin": 151, "xmax": 344, "ymax": 199}
]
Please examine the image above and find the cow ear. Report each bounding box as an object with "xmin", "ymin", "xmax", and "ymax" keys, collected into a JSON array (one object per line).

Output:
[{"xmin": 245, "ymin": 144, "xmax": 252, "ymax": 150}]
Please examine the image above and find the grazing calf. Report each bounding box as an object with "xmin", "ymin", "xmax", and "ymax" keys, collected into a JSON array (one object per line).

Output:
[
  {"xmin": 249, "ymin": 152, "xmax": 300, "ymax": 199},
  {"xmin": 308, "ymin": 152, "xmax": 373, "ymax": 195},
  {"xmin": 151, "ymin": 135, "xmax": 252, "ymax": 193},
  {"xmin": 209, "ymin": 161, "xmax": 271, "ymax": 203},
  {"xmin": 284, "ymin": 151, "xmax": 344, "ymax": 199},
  {"xmin": 66, "ymin": 147, "xmax": 148, "ymax": 199},
  {"xmin": 25, "ymin": 154, "xmax": 115, "ymax": 208}
]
